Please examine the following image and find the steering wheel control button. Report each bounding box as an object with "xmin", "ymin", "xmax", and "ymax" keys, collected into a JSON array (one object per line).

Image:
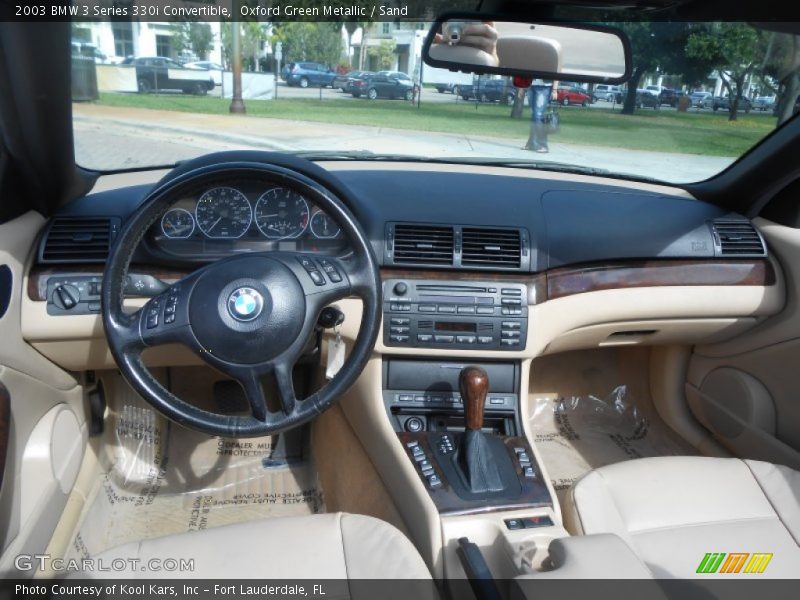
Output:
[
  {"xmin": 308, "ymin": 270, "xmax": 326, "ymax": 286},
  {"xmin": 297, "ymin": 256, "xmax": 317, "ymax": 272},
  {"xmin": 318, "ymin": 259, "xmax": 343, "ymax": 283}
]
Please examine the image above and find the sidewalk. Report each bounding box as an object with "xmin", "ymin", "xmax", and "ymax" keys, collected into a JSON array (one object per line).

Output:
[{"xmin": 72, "ymin": 103, "xmax": 733, "ymax": 182}]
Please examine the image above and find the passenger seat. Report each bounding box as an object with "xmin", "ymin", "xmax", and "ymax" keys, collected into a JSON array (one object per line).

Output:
[{"xmin": 564, "ymin": 456, "xmax": 800, "ymax": 577}]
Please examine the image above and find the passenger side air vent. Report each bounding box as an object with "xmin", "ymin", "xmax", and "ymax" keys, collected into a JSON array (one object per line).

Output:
[
  {"xmin": 39, "ymin": 217, "xmax": 120, "ymax": 264},
  {"xmin": 461, "ymin": 227, "xmax": 522, "ymax": 268},
  {"xmin": 711, "ymin": 220, "xmax": 766, "ymax": 257},
  {"xmin": 391, "ymin": 224, "xmax": 454, "ymax": 265}
]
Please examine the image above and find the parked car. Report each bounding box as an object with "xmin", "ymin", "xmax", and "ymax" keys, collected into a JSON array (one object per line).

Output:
[
  {"xmin": 351, "ymin": 72, "xmax": 414, "ymax": 100},
  {"xmin": 332, "ymin": 71, "xmax": 373, "ymax": 92},
  {"xmin": 556, "ymin": 85, "xmax": 592, "ymax": 107},
  {"xmin": 753, "ymin": 96, "xmax": 776, "ymax": 111},
  {"xmin": 644, "ymin": 84, "xmax": 663, "ymax": 96},
  {"xmin": 593, "ymin": 84, "xmax": 621, "ymax": 102},
  {"xmin": 689, "ymin": 91, "xmax": 713, "ymax": 108},
  {"xmin": 713, "ymin": 95, "xmax": 752, "ymax": 113},
  {"xmin": 635, "ymin": 90, "xmax": 660, "ymax": 109},
  {"xmin": 281, "ymin": 62, "xmax": 336, "ymax": 88},
  {"xmin": 183, "ymin": 61, "xmax": 224, "ymax": 86},
  {"xmin": 434, "ymin": 82, "xmax": 460, "ymax": 94},
  {"xmin": 658, "ymin": 88, "xmax": 683, "ymax": 107},
  {"xmin": 459, "ymin": 78, "xmax": 514, "ymax": 103},
  {"xmin": 121, "ymin": 56, "xmax": 215, "ymax": 95}
]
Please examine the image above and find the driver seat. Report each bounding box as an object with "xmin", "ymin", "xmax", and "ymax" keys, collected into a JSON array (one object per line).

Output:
[{"xmin": 77, "ymin": 512, "xmax": 434, "ymax": 583}]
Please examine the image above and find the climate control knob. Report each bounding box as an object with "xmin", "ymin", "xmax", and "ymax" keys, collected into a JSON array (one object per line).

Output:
[
  {"xmin": 405, "ymin": 416, "xmax": 424, "ymax": 432},
  {"xmin": 52, "ymin": 284, "xmax": 80, "ymax": 310}
]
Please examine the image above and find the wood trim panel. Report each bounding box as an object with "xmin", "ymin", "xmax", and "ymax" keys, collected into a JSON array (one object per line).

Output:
[
  {"xmin": 546, "ymin": 259, "xmax": 775, "ymax": 301},
  {"xmin": 0, "ymin": 382, "xmax": 9, "ymax": 493},
  {"xmin": 28, "ymin": 259, "xmax": 774, "ymax": 303}
]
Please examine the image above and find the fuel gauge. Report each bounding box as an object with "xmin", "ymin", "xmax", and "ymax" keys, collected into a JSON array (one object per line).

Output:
[
  {"xmin": 310, "ymin": 211, "xmax": 341, "ymax": 239},
  {"xmin": 161, "ymin": 208, "xmax": 196, "ymax": 239}
]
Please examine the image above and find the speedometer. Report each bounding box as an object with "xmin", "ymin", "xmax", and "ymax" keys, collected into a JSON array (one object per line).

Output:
[
  {"xmin": 254, "ymin": 188, "xmax": 310, "ymax": 240},
  {"xmin": 195, "ymin": 187, "xmax": 252, "ymax": 239}
]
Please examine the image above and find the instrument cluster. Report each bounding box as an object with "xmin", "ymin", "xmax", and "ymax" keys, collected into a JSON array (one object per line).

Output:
[{"xmin": 148, "ymin": 180, "xmax": 349, "ymax": 260}]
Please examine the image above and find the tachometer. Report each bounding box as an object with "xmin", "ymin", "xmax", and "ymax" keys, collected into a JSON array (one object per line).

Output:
[
  {"xmin": 254, "ymin": 188, "xmax": 310, "ymax": 240},
  {"xmin": 195, "ymin": 187, "xmax": 252, "ymax": 239},
  {"xmin": 310, "ymin": 211, "xmax": 341, "ymax": 239},
  {"xmin": 160, "ymin": 208, "xmax": 195, "ymax": 239}
]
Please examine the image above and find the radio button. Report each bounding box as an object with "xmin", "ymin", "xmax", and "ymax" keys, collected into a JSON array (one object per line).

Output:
[
  {"xmin": 502, "ymin": 288, "xmax": 522, "ymax": 296},
  {"xmin": 398, "ymin": 394, "xmax": 414, "ymax": 402},
  {"xmin": 501, "ymin": 298, "xmax": 522, "ymax": 305},
  {"xmin": 417, "ymin": 334, "xmax": 433, "ymax": 343},
  {"xmin": 390, "ymin": 317, "xmax": 410, "ymax": 326},
  {"xmin": 457, "ymin": 306, "xmax": 476, "ymax": 314},
  {"xmin": 476, "ymin": 307, "xmax": 494, "ymax": 315},
  {"xmin": 390, "ymin": 334, "xmax": 410, "ymax": 343},
  {"xmin": 502, "ymin": 321, "xmax": 521, "ymax": 329},
  {"xmin": 502, "ymin": 330, "xmax": 521, "ymax": 338},
  {"xmin": 419, "ymin": 304, "xmax": 437, "ymax": 312},
  {"xmin": 434, "ymin": 335, "xmax": 454, "ymax": 343},
  {"xmin": 437, "ymin": 305, "xmax": 456, "ymax": 313},
  {"xmin": 390, "ymin": 326, "xmax": 410, "ymax": 334},
  {"xmin": 456, "ymin": 335, "xmax": 477, "ymax": 344},
  {"xmin": 390, "ymin": 302, "xmax": 411, "ymax": 312},
  {"xmin": 501, "ymin": 338, "xmax": 520, "ymax": 347},
  {"xmin": 478, "ymin": 336, "xmax": 494, "ymax": 344}
]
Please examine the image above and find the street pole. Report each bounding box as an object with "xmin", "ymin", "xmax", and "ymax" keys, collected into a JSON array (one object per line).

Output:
[
  {"xmin": 230, "ymin": 21, "xmax": 245, "ymax": 114},
  {"xmin": 275, "ymin": 42, "xmax": 282, "ymax": 101}
]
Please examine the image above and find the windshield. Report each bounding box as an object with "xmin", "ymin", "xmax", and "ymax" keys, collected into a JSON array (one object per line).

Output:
[{"xmin": 72, "ymin": 20, "xmax": 800, "ymax": 184}]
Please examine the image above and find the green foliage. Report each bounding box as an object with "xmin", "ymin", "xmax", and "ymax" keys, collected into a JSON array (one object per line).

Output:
[
  {"xmin": 368, "ymin": 40, "xmax": 396, "ymax": 70},
  {"xmin": 170, "ymin": 23, "xmax": 215, "ymax": 60},
  {"xmin": 271, "ymin": 22, "xmax": 344, "ymax": 67}
]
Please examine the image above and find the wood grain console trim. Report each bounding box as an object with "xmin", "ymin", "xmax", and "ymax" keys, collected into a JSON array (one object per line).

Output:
[{"xmin": 546, "ymin": 259, "xmax": 774, "ymax": 300}]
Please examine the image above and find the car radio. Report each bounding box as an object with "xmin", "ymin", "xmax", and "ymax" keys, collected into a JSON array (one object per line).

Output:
[{"xmin": 382, "ymin": 279, "xmax": 528, "ymax": 351}]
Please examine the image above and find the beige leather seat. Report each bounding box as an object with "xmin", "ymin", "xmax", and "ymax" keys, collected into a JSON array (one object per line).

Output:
[
  {"xmin": 78, "ymin": 512, "xmax": 434, "ymax": 586},
  {"xmin": 565, "ymin": 456, "xmax": 800, "ymax": 578}
]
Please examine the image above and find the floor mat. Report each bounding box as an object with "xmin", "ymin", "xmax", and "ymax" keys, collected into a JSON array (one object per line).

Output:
[
  {"xmin": 528, "ymin": 348, "xmax": 698, "ymax": 505},
  {"xmin": 65, "ymin": 381, "xmax": 324, "ymax": 560}
]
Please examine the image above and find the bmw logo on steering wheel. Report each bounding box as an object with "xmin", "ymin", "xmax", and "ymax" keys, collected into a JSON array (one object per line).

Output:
[{"xmin": 227, "ymin": 287, "xmax": 264, "ymax": 322}]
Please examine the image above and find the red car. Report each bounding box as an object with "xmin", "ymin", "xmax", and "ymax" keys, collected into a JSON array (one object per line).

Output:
[{"xmin": 556, "ymin": 86, "xmax": 592, "ymax": 107}]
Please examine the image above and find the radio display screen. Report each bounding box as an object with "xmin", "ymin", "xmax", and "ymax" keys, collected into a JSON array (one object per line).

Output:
[{"xmin": 434, "ymin": 321, "xmax": 477, "ymax": 333}]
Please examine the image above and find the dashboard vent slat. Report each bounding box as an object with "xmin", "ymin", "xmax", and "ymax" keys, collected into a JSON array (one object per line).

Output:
[
  {"xmin": 392, "ymin": 224, "xmax": 454, "ymax": 265},
  {"xmin": 40, "ymin": 217, "xmax": 118, "ymax": 264},
  {"xmin": 462, "ymin": 228, "xmax": 522, "ymax": 268},
  {"xmin": 712, "ymin": 220, "xmax": 766, "ymax": 257}
]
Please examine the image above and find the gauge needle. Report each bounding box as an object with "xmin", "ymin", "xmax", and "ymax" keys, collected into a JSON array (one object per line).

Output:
[{"xmin": 209, "ymin": 216, "xmax": 223, "ymax": 231}]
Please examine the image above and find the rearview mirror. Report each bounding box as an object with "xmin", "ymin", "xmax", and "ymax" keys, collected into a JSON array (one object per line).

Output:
[{"xmin": 423, "ymin": 15, "xmax": 632, "ymax": 84}]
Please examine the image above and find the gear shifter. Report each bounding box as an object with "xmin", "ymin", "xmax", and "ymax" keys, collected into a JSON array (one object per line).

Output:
[{"xmin": 457, "ymin": 366, "xmax": 505, "ymax": 493}]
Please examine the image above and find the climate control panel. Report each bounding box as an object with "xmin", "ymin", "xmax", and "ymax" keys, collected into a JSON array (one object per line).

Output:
[{"xmin": 382, "ymin": 279, "xmax": 528, "ymax": 351}]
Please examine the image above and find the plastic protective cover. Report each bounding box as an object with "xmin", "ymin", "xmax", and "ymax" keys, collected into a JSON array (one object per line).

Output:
[{"xmin": 64, "ymin": 381, "xmax": 323, "ymax": 561}]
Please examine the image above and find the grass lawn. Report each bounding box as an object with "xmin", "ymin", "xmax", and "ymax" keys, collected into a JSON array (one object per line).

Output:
[{"xmin": 96, "ymin": 92, "xmax": 776, "ymax": 157}]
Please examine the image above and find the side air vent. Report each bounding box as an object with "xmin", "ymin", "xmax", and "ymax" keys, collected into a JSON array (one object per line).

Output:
[
  {"xmin": 711, "ymin": 220, "xmax": 766, "ymax": 257},
  {"xmin": 391, "ymin": 224, "xmax": 454, "ymax": 265},
  {"xmin": 40, "ymin": 217, "xmax": 120, "ymax": 264},
  {"xmin": 462, "ymin": 227, "xmax": 522, "ymax": 268}
]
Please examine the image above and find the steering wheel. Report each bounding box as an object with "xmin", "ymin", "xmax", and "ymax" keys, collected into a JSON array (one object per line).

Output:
[{"xmin": 102, "ymin": 154, "xmax": 381, "ymax": 437}]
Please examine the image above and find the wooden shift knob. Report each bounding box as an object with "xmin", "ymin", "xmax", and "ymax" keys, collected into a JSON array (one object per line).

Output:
[{"xmin": 460, "ymin": 366, "xmax": 489, "ymax": 431}]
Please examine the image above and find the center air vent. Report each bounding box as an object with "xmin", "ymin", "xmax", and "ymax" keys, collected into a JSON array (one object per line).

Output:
[
  {"xmin": 39, "ymin": 217, "xmax": 120, "ymax": 264},
  {"xmin": 462, "ymin": 227, "xmax": 522, "ymax": 268},
  {"xmin": 711, "ymin": 220, "xmax": 766, "ymax": 257},
  {"xmin": 392, "ymin": 224, "xmax": 454, "ymax": 265}
]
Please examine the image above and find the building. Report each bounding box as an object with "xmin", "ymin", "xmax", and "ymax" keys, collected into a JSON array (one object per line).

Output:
[{"xmin": 351, "ymin": 22, "xmax": 430, "ymax": 79}]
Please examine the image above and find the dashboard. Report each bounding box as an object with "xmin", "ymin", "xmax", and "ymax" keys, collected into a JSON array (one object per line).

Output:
[{"xmin": 144, "ymin": 175, "xmax": 349, "ymax": 262}]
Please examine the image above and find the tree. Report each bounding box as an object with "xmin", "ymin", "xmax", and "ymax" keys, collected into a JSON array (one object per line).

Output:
[
  {"xmin": 368, "ymin": 40, "xmax": 396, "ymax": 71},
  {"xmin": 759, "ymin": 32, "xmax": 800, "ymax": 126},
  {"xmin": 616, "ymin": 22, "xmax": 699, "ymax": 115},
  {"xmin": 170, "ymin": 22, "xmax": 215, "ymax": 60},
  {"xmin": 687, "ymin": 23, "xmax": 768, "ymax": 121},
  {"xmin": 271, "ymin": 23, "xmax": 343, "ymax": 69}
]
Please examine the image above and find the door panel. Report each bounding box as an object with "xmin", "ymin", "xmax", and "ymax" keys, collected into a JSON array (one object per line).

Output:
[
  {"xmin": 0, "ymin": 211, "xmax": 87, "ymax": 576},
  {"xmin": 687, "ymin": 217, "xmax": 800, "ymax": 467}
]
